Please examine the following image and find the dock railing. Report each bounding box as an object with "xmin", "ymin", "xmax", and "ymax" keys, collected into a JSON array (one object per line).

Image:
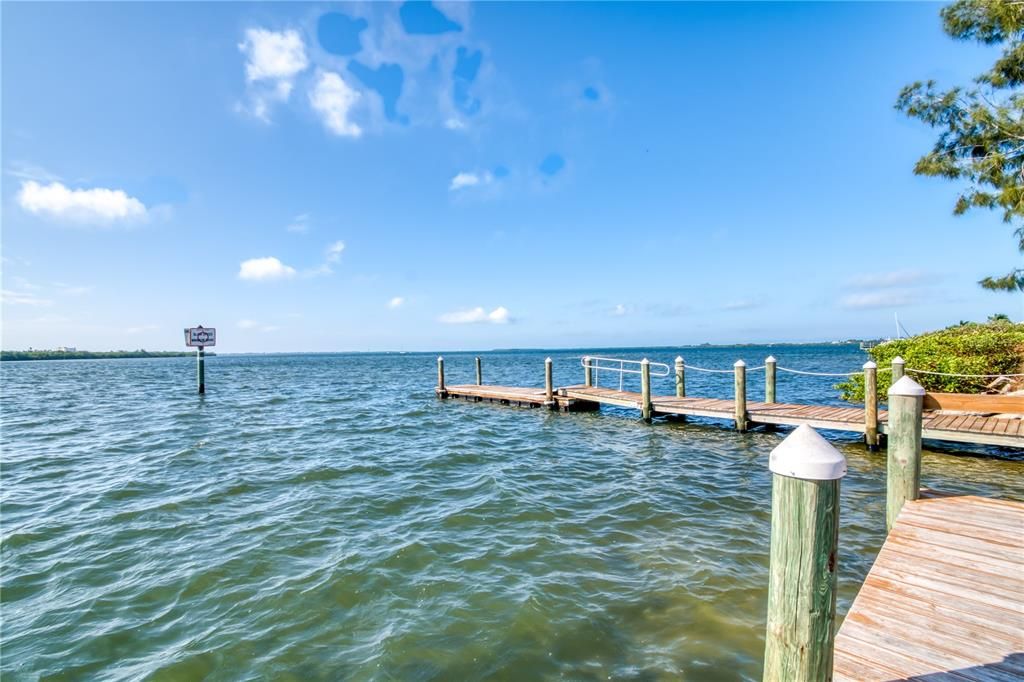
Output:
[{"xmin": 580, "ymin": 356, "xmax": 670, "ymax": 391}]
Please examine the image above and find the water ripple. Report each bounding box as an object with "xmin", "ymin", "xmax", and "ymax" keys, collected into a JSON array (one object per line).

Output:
[{"xmin": 2, "ymin": 348, "xmax": 1022, "ymax": 680}]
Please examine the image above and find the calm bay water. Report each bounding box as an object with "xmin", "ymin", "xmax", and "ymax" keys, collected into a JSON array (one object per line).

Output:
[{"xmin": 3, "ymin": 345, "xmax": 1022, "ymax": 680}]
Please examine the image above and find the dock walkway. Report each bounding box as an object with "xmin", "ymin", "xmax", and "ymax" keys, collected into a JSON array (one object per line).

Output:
[
  {"xmin": 833, "ymin": 494, "xmax": 1024, "ymax": 681},
  {"xmin": 441, "ymin": 383, "xmax": 1023, "ymax": 448}
]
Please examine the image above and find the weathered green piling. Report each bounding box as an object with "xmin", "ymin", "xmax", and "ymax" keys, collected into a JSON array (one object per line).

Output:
[
  {"xmin": 584, "ymin": 356, "xmax": 593, "ymax": 387},
  {"xmin": 475, "ymin": 356, "xmax": 482, "ymax": 385},
  {"xmin": 197, "ymin": 348, "xmax": 206, "ymax": 394},
  {"xmin": 436, "ymin": 356, "xmax": 446, "ymax": 398},
  {"xmin": 734, "ymin": 360, "xmax": 748, "ymax": 431},
  {"xmin": 675, "ymin": 356, "xmax": 685, "ymax": 398},
  {"xmin": 863, "ymin": 361, "xmax": 879, "ymax": 451},
  {"xmin": 765, "ymin": 355, "xmax": 777, "ymax": 404},
  {"xmin": 545, "ymin": 357, "xmax": 554, "ymax": 405},
  {"xmin": 763, "ymin": 425, "xmax": 846, "ymax": 682},
  {"xmin": 886, "ymin": 376, "xmax": 925, "ymax": 531},
  {"xmin": 640, "ymin": 358, "xmax": 652, "ymax": 422},
  {"xmin": 891, "ymin": 356, "xmax": 905, "ymax": 382}
]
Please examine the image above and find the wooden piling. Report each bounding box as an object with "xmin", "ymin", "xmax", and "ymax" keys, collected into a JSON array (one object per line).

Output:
[
  {"xmin": 475, "ymin": 356, "xmax": 482, "ymax": 385},
  {"xmin": 734, "ymin": 360, "xmax": 748, "ymax": 432},
  {"xmin": 863, "ymin": 361, "xmax": 879, "ymax": 451},
  {"xmin": 640, "ymin": 358, "xmax": 652, "ymax": 422},
  {"xmin": 584, "ymin": 356, "xmax": 593, "ymax": 387},
  {"xmin": 675, "ymin": 356, "xmax": 685, "ymax": 398},
  {"xmin": 886, "ymin": 376, "xmax": 925, "ymax": 531},
  {"xmin": 437, "ymin": 356, "xmax": 446, "ymax": 398},
  {"xmin": 197, "ymin": 347, "xmax": 206, "ymax": 394},
  {"xmin": 763, "ymin": 425, "xmax": 846, "ymax": 682},
  {"xmin": 545, "ymin": 357, "xmax": 554, "ymax": 405},
  {"xmin": 765, "ymin": 355, "xmax": 777, "ymax": 404},
  {"xmin": 891, "ymin": 356, "xmax": 905, "ymax": 382}
]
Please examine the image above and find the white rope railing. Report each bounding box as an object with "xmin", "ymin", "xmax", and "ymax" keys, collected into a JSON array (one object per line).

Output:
[
  {"xmin": 775, "ymin": 366, "xmax": 892, "ymax": 378},
  {"xmin": 682, "ymin": 363, "xmax": 735, "ymax": 374}
]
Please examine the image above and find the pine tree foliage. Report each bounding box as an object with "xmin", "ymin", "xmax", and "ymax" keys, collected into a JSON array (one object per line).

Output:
[{"xmin": 897, "ymin": 0, "xmax": 1024, "ymax": 292}]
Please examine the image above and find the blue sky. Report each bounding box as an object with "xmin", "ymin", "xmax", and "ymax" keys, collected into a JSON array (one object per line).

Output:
[{"xmin": 2, "ymin": 2, "xmax": 1019, "ymax": 352}]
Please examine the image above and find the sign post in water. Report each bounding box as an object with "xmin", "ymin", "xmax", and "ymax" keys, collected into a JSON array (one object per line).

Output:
[{"xmin": 184, "ymin": 325, "xmax": 216, "ymax": 394}]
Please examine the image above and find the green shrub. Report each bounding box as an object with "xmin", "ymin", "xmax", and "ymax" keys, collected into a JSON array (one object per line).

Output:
[{"xmin": 836, "ymin": 320, "xmax": 1024, "ymax": 403}]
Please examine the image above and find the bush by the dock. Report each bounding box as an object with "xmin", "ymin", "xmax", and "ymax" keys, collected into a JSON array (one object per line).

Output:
[{"xmin": 837, "ymin": 319, "xmax": 1024, "ymax": 403}]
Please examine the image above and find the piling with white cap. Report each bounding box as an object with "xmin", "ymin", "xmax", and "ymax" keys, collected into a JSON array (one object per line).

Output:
[
  {"xmin": 583, "ymin": 356, "xmax": 593, "ymax": 387},
  {"xmin": 475, "ymin": 356, "xmax": 482, "ymax": 386},
  {"xmin": 640, "ymin": 358, "xmax": 653, "ymax": 422},
  {"xmin": 734, "ymin": 359, "xmax": 748, "ymax": 431},
  {"xmin": 886, "ymin": 376, "xmax": 926, "ymax": 531},
  {"xmin": 436, "ymin": 356, "xmax": 446, "ymax": 398},
  {"xmin": 763, "ymin": 425, "xmax": 847, "ymax": 682},
  {"xmin": 545, "ymin": 357, "xmax": 554, "ymax": 406},
  {"xmin": 674, "ymin": 356, "xmax": 685, "ymax": 398},
  {"xmin": 863, "ymin": 361, "xmax": 879, "ymax": 450},
  {"xmin": 891, "ymin": 356, "xmax": 905, "ymax": 382},
  {"xmin": 765, "ymin": 355, "xmax": 777, "ymax": 404}
]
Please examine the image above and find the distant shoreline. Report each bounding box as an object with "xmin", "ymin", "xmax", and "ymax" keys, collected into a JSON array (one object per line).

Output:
[
  {"xmin": 0, "ymin": 341, "xmax": 871, "ymax": 360},
  {"xmin": 0, "ymin": 350, "xmax": 212, "ymax": 362}
]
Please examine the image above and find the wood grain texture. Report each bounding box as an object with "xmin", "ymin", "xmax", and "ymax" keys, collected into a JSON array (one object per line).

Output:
[
  {"xmin": 763, "ymin": 475, "xmax": 840, "ymax": 682},
  {"xmin": 833, "ymin": 496, "xmax": 1024, "ymax": 682},
  {"xmin": 923, "ymin": 392, "xmax": 1024, "ymax": 414}
]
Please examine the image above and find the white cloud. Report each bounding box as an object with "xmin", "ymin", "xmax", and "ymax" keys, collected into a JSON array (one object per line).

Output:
[
  {"xmin": 488, "ymin": 306, "xmax": 510, "ymax": 324},
  {"xmin": 17, "ymin": 181, "xmax": 147, "ymax": 224},
  {"xmin": 238, "ymin": 28, "xmax": 308, "ymax": 121},
  {"xmin": 840, "ymin": 290, "xmax": 919, "ymax": 310},
  {"xmin": 449, "ymin": 171, "xmax": 493, "ymax": 191},
  {"xmin": 286, "ymin": 213, "xmax": 309, "ymax": 233},
  {"xmin": 1, "ymin": 289, "xmax": 53, "ymax": 306},
  {"xmin": 238, "ymin": 319, "xmax": 258, "ymax": 329},
  {"xmin": 439, "ymin": 305, "xmax": 510, "ymax": 324},
  {"xmin": 126, "ymin": 324, "xmax": 158, "ymax": 334},
  {"xmin": 309, "ymin": 71, "xmax": 362, "ymax": 137},
  {"xmin": 240, "ymin": 28, "xmax": 308, "ymax": 83},
  {"xmin": 238, "ymin": 256, "xmax": 297, "ymax": 281},
  {"xmin": 611, "ymin": 303, "xmax": 628, "ymax": 316},
  {"xmin": 444, "ymin": 118, "xmax": 466, "ymax": 130},
  {"xmin": 388, "ymin": 296, "xmax": 405, "ymax": 309},
  {"xmin": 846, "ymin": 270, "xmax": 929, "ymax": 289},
  {"xmin": 325, "ymin": 240, "xmax": 345, "ymax": 263}
]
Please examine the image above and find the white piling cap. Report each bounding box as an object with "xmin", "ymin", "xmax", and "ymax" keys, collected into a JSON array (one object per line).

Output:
[
  {"xmin": 892, "ymin": 356, "xmax": 905, "ymax": 365},
  {"xmin": 438, "ymin": 355, "xmax": 444, "ymax": 361},
  {"xmin": 675, "ymin": 356, "xmax": 684, "ymax": 364},
  {"xmin": 641, "ymin": 358, "xmax": 650, "ymax": 364},
  {"xmin": 863, "ymin": 360, "xmax": 876, "ymax": 369},
  {"xmin": 766, "ymin": 355, "xmax": 776, "ymax": 363},
  {"xmin": 889, "ymin": 375, "xmax": 926, "ymax": 397},
  {"xmin": 769, "ymin": 425, "xmax": 847, "ymax": 481},
  {"xmin": 545, "ymin": 356, "xmax": 552, "ymax": 363},
  {"xmin": 734, "ymin": 359, "xmax": 746, "ymax": 368}
]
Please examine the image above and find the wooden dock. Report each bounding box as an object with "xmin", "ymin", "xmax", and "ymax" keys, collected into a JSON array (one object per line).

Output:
[
  {"xmin": 438, "ymin": 357, "xmax": 1024, "ymax": 680},
  {"xmin": 441, "ymin": 382, "xmax": 1024, "ymax": 448},
  {"xmin": 440, "ymin": 384, "xmax": 598, "ymax": 412},
  {"xmin": 833, "ymin": 494, "xmax": 1024, "ymax": 681}
]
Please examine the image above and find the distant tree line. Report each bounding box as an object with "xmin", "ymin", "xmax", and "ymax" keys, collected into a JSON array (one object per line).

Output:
[{"xmin": 0, "ymin": 350, "xmax": 212, "ymax": 361}]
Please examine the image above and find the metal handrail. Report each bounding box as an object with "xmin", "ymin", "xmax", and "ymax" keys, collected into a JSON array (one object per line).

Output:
[
  {"xmin": 582, "ymin": 355, "xmax": 670, "ymax": 392},
  {"xmin": 581, "ymin": 356, "xmax": 671, "ymax": 376}
]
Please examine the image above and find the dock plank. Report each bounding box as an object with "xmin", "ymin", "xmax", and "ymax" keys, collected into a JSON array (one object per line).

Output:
[
  {"xmin": 446, "ymin": 384, "xmax": 1023, "ymax": 448},
  {"xmin": 833, "ymin": 495, "xmax": 1024, "ymax": 682}
]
